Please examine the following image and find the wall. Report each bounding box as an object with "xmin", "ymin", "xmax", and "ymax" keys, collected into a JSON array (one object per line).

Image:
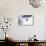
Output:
[{"xmin": 0, "ymin": 0, "xmax": 46, "ymax": 40}]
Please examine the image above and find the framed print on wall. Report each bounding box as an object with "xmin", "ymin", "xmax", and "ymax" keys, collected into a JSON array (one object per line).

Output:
[{"xmin": 18, "ymin": 15, "xmax": 34, "ymax": 26}]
